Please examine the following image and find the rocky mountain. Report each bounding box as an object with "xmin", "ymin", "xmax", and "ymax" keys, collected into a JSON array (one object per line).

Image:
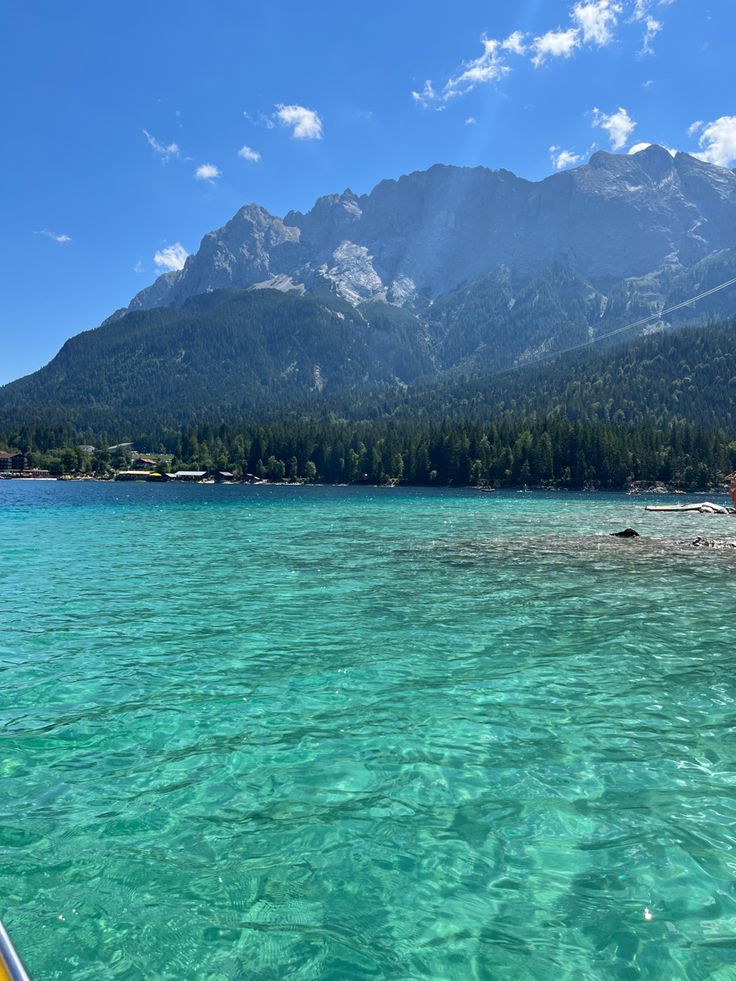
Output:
[
  {"xmin": 128, "ymin": 146, "xmax": 736, "ymax": 314},
  {"xmin": 3, "ymin": 147, "xmax": 736, "ymax": 442}
]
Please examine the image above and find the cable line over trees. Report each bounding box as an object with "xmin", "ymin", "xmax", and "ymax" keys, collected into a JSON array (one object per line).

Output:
[{"xmin": 501, "ymin": 275, "xmax": 736, "ymax": 377}]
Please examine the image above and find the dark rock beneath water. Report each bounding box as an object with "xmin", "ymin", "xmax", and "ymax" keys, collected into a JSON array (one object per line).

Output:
[{"xmin": 611, "ymin": 528, "xmax": 640, "ymax": 538}]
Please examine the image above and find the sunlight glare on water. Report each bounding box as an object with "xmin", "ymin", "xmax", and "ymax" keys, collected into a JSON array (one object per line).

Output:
[{"xmin": 2, "ymin": 482, "xmax": 736, "ymax": 979}]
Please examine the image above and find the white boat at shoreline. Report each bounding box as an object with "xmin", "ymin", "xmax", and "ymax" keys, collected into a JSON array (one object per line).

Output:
[{"xmin": 645, "ymin": 501, "xmax": 735, "ymax": 514}]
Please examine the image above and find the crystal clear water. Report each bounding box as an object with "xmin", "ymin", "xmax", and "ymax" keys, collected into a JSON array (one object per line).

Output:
[{"xmin": 2, "ymin": 482, "xmax": 736, "ymax": 980}]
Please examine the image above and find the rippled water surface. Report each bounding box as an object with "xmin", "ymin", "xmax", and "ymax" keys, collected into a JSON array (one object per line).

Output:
[{"xmin": 2, "ymin": 482, "xmax": 736, "ymax": 979}]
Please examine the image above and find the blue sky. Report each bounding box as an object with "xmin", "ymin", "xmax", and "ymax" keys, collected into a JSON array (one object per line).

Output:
[{"xmin": 1, "ymin": 0, "xmax": 734, "ymax": 384}]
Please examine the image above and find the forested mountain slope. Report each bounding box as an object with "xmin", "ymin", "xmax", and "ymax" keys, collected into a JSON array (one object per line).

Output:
[
  {"xmin": 0, "ymin": 289, "xmax": 434, "ymax": 435},
  {"xmin": 2, "ymin": 317, "xmax": 735, "ymax": 453},
  {"xmin": 3, "ymin": 269, "xmax": 736, "ymax": 442},
  {"xmin": 341, "ymin": 318, "xmax": 736, "ymax": 431}
]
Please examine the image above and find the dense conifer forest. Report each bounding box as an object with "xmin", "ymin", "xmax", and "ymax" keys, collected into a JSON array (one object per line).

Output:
[
  {"xmin": 1, "ymin": 316, "xmax": 735, "ymax": 489},
  {"xmin": 2, "ymin": 417, "xmax": 734, "ymax": 489},
  {"xmin": 337, "ymin": 318, "xmax": 736, "ymax": 430}
]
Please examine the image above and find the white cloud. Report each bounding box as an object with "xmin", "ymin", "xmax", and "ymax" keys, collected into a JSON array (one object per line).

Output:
[
  {"xmin": 275, "ymin": 104, "xmax": 323, "ymax": 139},
  {"xmin": 244, "ymin": 110, "xmax": 276, "ymax": 130},
  {"xmin": 238, "ymin": 145, "xmax": 261, "ymax": 162},
  {"xmin": 632, "ymin": 0, "xmax": 673, "ymax": 18},
  {"xmin": 532, "ymin": 28, "xmax": 580, "ymax": 67},
  {"xmin": 34, "ymin": 229, "xmax": 72, "ymax": 243},
  {"xmin": 413, "ymin": 31, "xmax": 524, "ymax": 108},
  {"xmin": 444, "ymin": 37, "xmax": 510, "ymax": 99},
  {"xmin": 571, "ymin": 1, "xmax": 622, "ymax": 45},
  {"xmin": 143, "ymin": 129, "xmax": 180, "ymax": 162},
  {"xmin": 631, "ymin": 0, "xmax": 671, "ymax": 53},
  {"xmin": 632, "ymin": 0, "xmax": 648, "ymax": 14},
  {"xmin": 194, "ymin": 163, "xmax": 221, "ymax": 182},
  {"xmin": 501, "ymin": 30, "xmax": 527, "ymax": 55},
  {"xmin": 412, "ymin": 1, "xmax": 659, "ymax": 104},
  {"xmin": 153, "ymin": 243, "xmax": 188, "ymax": 272},
  {"xmin": 549, "ymin": 145, "xmax": 582, "ymax": 169},
  {"xmin": 592, "ymin": 106, "xmax": 636, "ymax": 149},
  {"xmin": 465, "ymin": 116, "xmax": 477, "ymax": 126},
  {"xmin": 693, "ymin": 116, "xmax": 736, "ymax": 167},
  {"xmin": 640, "ymin": 15, "xmax": 662, "ymax": 53},
  {"xmin": 133, "ymin": 260, "xmax": 145, "ymax": 274},
  {"xmin": 687, "ymin": 120, "xmax": 704, "ymax": 138},
  {"xmin": 411, "ymin": 80, "xmax": 439, "ymax": 107}
]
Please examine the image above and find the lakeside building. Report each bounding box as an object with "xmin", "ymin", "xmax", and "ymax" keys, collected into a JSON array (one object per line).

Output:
[
  {"xmin": 172, "ymin": 471, "xmax": 208, "ymax": 482},
  {"xmin": 0, "ymin": 468, "xmax": 52, "ymax": 479},
  {"xmin": 113, "ymin": 469, "xmax": 230, "ymax": 483},
  {"xmin": 114, "ymin": 470, "xmax": 154, "ymax": 482},
  {"xmin": 132, "ymin": 457, "xmax": 158, "ymax": 470},
  {"xmin": 0, "ymin": 451, "xmax": 28, "ymax": 472}
]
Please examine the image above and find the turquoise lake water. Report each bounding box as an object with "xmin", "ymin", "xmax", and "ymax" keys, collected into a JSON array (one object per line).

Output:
[{"xmin": 2, "ymin": 482, "xmax": 736, "ymax": 980}]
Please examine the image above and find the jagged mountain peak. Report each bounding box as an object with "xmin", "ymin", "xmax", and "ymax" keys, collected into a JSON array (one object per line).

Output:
[
  {"xmin": 285, "ymin": 186, "xmax": 364, "ymax": 223},
  {"xmin": 231, "ymin": 202, "xmax": 279, "ymax": 223},
  {"xmin": 127, "ymin": 151, "xmax": 736, "ymax": 313}
]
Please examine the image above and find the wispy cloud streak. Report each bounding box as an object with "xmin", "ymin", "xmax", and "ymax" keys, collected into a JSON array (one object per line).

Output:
[
  {"xmin": 413, "ymin": 0, "xmax": 671, "ymax": 108},
  {"xmin": 35, "ymin": 229, "xmax": 72, "ymax": 243},
  {"xmin": 143, "ymin": 129, "xmax": 180, "ymax": 161}
]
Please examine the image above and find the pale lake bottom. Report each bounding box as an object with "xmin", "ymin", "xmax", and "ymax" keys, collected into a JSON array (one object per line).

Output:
[{"xmin": 2, "ymin": 483, "xmax": 736, "ymax": 979}]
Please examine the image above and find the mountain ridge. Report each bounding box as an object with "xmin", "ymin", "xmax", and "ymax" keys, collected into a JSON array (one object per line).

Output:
[
  {"xmin": 3, "ymin": 147, "xmax": 736, "ymax": 443},
  {"xmin": 128, "ymin": 146, "xmax": 736, "ymax": 314}
]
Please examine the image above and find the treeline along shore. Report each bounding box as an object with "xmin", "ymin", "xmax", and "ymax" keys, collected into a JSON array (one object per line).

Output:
[
  {"xmin": 2, "ymin": 418, "xmax": 735, "ymax": 490},
  {"xmin": 2, "ymin": 318, "xmax": 735, "ymax": 489}
]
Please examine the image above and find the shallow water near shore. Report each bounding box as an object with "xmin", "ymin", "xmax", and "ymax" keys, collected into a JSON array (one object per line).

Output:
[{"xmin": 2, "ymin": 482, "xmax": 736, "ymax": 979}]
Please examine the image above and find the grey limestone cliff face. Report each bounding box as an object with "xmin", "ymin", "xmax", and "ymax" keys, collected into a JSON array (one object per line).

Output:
[
  {"xmin": 129, "ymin": 205, "xmax": 303, "ymax": 311},
  {"xmin": 541, "ymin": 147, "xmax": 736, "ymax": 276},
  {"xmin": 127, "ymin": 147, "xmax": 736, "ymax": 313}
]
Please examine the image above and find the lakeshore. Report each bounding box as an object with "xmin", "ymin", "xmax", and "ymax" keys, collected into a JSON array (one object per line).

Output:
[{"xmin": 1, "ymin": 468, "xmax": 735, "ymax": 497}]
